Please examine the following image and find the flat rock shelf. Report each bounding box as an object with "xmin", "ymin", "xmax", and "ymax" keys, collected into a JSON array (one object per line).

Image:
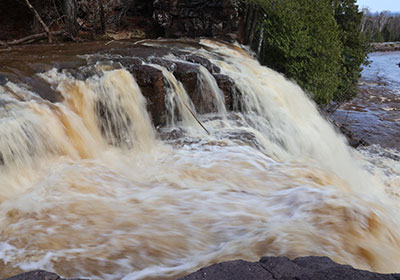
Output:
[{"xmin": 6, "ymin": 256, "xmax": 400, "ymax": 280}]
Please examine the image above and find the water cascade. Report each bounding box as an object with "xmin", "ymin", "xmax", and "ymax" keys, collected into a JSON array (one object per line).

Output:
[{"xmin": 0, "ymin": 39, "xmax": 399, "ymax": 280}]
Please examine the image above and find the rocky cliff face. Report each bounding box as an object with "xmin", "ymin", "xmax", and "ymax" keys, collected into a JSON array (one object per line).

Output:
[
  {"xmin": 153, "ymin": 0, "xmax": 241, "ymax": 39},
  {"xmin": 0, "ymin": 0, "xmax": 243, "ymax": 42}
]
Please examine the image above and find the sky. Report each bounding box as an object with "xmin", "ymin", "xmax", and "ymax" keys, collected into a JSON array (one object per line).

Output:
[{"xmin": 357, "ymin": 0, "xmax": 399, "ymax": 12}]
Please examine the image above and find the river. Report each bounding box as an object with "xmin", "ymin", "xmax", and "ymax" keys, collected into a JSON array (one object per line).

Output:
[
  {"xmin": 0, "ymin": 40, "xmax": 399, "ymax": 279},
  {"xmin": 332, "ymin": 51, "xmax": 400, "ymax": 151}
]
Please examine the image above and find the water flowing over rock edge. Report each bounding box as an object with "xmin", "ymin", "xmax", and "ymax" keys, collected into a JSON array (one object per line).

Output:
[
  {"xmin": 0, "ymin": 38, "xmax": 400, "ymax": 279},
  {"xmin": 6, "ymin": 256, "xmax": 400, "ymax": 280}
]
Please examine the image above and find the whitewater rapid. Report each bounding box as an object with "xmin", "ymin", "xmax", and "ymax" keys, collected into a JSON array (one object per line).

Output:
[{"xmin": 0, "ymin": 39, "xmax": 399, "ymax": 279}]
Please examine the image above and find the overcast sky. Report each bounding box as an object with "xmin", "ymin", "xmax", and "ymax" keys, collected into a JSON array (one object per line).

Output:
[{"xmin": 357, "ymin": 0, "xmax": 399, "ymax": 12}]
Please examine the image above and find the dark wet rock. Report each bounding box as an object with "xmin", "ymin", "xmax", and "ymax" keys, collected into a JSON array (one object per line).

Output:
[
  {"xmin": 0, "ymin": 74, "xmax": 8, "ymax": 86},
  {"xmin": 116, "ymin": 47, "xmax": 241, "ymax": 126},
  {"xmin": 4, "ymin": 269, "xmax": 87, "ymax": 280},
  {"xmin": 5, "ymin": 270, "xmax": 60, "ymax": 280},
  {"xmin": 129, "ymin": 64, "xmax": 167, "ymax": 126},
  {"xmin": 181, "ymin": 256, "xmax": 400, "ymax": 280},
  {"xmin": 319, "ymin": 107, "xmax": 368, "ymax": 148},
  {"xmin": 24, "ymin": 77, "xmax": 64, "ymax": 103},
  {"xmin": 148, "ymin": 57, "xmax": 178, "ymax": 72},
  {"xmin": 173, "ymin": 61, "xmax": 225, "ymax": 114},
  {"xmin": 144, "ymin": 57, "xmax": 226, "ymax": 115},
  {"xmin": 214, "ymin": 74, "xmax": 242, "ymax": 111},
  {"xmin": 6, "ymin": 257, "xmax": 400, "ymax": 280},
  {"xmin": 338, "ymin": 123, "xmax": 369, "ymax": 148},
  {"xmin": 110, "ymin": 46, "xmax": 184, "ymax": 61},
  {"xmin": 179, "ymin": 54, "xmax": 221, "ymax": 74},
  {"xmin": 159, "ymin": 127, "xmax": 186, "ymax": 141}
]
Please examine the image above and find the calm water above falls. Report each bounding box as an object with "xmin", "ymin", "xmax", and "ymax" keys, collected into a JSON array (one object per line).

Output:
[
  {"xmin": 363, "ymin": 51, "xmax": 400, "ymax": 93},
  {"xmin": 0, "ymin": 40, "xmax": 399, "ymax": 279}
]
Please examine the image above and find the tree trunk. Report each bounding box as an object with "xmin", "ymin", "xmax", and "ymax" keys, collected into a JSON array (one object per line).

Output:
[
  {"xmin": 237, "ymin": 3, "xmax": 250, "ymax": 44},
  {"xmin": 247, "ymin": 5, "xmax": 258, "ymax": 46},
  {"xmin": 96, "ymin": 0, "xmax": 105, "ymax": 34},
  {"xmin": 24, "ymin": 0, "xmax": 52, "ymax": 43},
  {"xmin": 257, "ymin": 25, "xmax": 264, "ymax": 57},
  {"xmin": 64, "ymin": 0, "xmax": 78, "ymax": 37}
]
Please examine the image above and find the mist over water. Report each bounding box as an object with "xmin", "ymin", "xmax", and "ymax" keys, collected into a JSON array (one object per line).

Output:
[{"xmin": 0, "ymin": 39, "xmax": 399, "ymax": 279}]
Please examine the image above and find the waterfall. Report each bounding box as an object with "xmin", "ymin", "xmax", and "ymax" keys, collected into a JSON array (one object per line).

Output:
[{"xmin": 0, "ymin": 39, "xmax": 399, "ymax": 280}]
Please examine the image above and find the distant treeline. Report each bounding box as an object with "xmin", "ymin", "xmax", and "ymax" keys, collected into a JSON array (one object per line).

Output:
[
  {"xmin": 361, "ymin": 10, "xmax": 400, "ymax": 42},
  {"xmin": 243, "ymin": 0, "xmax": 369, "ymax": 107}
]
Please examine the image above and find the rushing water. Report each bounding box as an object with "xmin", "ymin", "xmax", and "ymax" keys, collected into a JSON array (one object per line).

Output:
[{"xmin": 0, "ymin": 40, "xmax": 399, "ymax": 279}]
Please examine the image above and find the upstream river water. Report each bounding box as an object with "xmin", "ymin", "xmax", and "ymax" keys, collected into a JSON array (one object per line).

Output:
[
  {"xmin": 0, "ymin": 41, "xmax": 399, "ymax": 279},
  {"xmin": 332, "ymin": 51, "xmax": 400, "ymax": 151}
]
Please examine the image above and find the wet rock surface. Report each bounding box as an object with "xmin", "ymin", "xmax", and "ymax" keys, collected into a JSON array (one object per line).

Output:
[
  {"xmin": 0, "ymin": 39, "xmax": 239, "ymax": 128},
  {"xmin": 7, "ymin": 257, "xmax": 400, "ymax": 280},
  {"xmin": 117, "ymin": 42, "xmax": 238, "ymax": 124},
  {"xmin": 129, "ymin": 64, "xmax": 168, "ymax": 126},
  {"xmin": 0, "ymin": 75, "xmax": 8, "ymax": 86},
  {"xmin": 331, "ymin": 51, "xmax": 400, "ymax": 151},
  {"xmin": 5, "ymin": 270, "xmax": 86, "ymax": 280},
  {"xmin": 180, "ymin": 256, "xmax": 400, "ymax": 280},
  {"xmin": 331, "ymin": 79, "xmax": 400, "ymax": 151}
]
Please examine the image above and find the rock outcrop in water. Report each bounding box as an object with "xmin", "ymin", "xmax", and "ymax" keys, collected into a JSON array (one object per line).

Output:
[
  {"xmin": 112, "ymin": 43, "xmax": 238, "ymax": 126},
  {"xmin": 6, "ymin": 257, "xmax": 400, "ymax": 280}
]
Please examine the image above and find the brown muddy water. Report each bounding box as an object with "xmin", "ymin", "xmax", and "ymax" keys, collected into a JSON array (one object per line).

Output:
[{"xmin": 0, "ymin": 40, "xmax": 399, "ymax": 280}]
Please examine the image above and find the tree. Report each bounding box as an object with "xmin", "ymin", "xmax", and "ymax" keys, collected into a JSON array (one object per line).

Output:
[
  {"xmin": 360, "ymin": 11, "xmax": 400, "ymax": 42},
  {"xmin": 64, "ymin": 0, "xmax": 78, "ymax": 37},
  {"xmin": 256, "ymin": 0, "xmax": 343, "ymax": 105},
  {"xmin": 331, "ymin": 0, "xmax": 369, "ymax": 103}
]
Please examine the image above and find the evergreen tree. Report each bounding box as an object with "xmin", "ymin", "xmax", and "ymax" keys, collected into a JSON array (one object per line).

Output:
[
  {"xmin": 256, "ymin": 0, "xmax": 343, "ymax": 105},
  {"xmin": 332, "ymin": 0, "xmax": 369, "ymax": 102},
  {"xmin": 245, "ymin": 0, "xmax": 369, "ymax": 105}
]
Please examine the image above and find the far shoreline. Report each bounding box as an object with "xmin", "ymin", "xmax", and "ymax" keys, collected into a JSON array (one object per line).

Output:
[{"xmin": 371, "ymin": 42, "xmax": 400, "ymax": 52}]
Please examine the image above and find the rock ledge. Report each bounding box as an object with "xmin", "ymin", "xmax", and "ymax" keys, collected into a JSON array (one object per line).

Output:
[{"xmin": 5, "ymin": 256, "xmax": 400, "ymax": 280}]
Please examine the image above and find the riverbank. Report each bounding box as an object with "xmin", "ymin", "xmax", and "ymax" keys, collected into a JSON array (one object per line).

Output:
[
  {"xmin": 371, "ymin": 42, "xmax": 400, "ymax": 52},
  {"xmin": 331, "ymin": 51, "xmax": 400, "ymax": 152}
]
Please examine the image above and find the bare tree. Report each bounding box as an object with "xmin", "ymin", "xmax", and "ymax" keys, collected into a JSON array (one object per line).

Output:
[
  {"xmin": 64, "ymin": 0, "xmax": 78, "ymax": 37},
  {"xmin": 377, "ymin": 10, "xmax": 390, "ymax": 32},
  {"xmin": 24, "ymin": 0, "xmax": 52, "ymax": 42}
]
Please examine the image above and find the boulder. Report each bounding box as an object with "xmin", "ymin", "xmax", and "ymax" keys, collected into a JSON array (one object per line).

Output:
[
  {"xmin": 129, "ymin": 64, "xmax": 167, "ymax": 126},
  {"xmin": 0, "ymin": 74, "xmax": 8, "ymax": 86},
  {"xmin": 214, "ymin": 73, "xmax": 242, "ymax": 111}
]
